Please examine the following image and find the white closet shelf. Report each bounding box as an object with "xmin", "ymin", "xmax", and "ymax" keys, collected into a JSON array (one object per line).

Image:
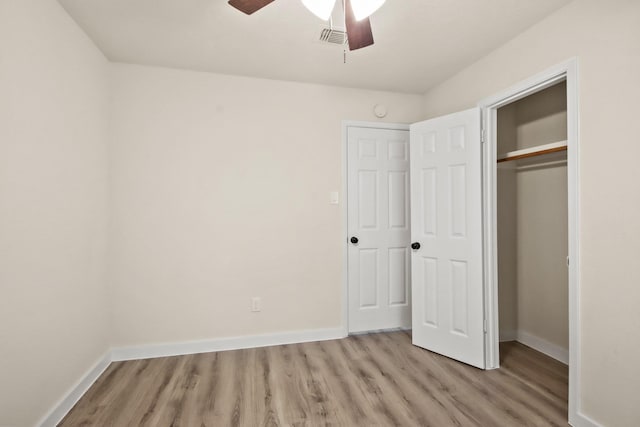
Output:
[{"xmin": 497, "ymin": 140, "xmax": 567, "ymax": 163}]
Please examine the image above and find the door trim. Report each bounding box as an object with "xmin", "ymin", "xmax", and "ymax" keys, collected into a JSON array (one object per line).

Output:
[
  {"xmin": 478, "ymin": 58, "xmax": 581, "ymax": 425},
  {"xmin": 341, "ymin": 121, "xmax": 411, "ymax": 336}
]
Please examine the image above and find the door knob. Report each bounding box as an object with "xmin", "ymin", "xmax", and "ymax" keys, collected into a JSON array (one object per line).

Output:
[
  {"xmin": 411, "ymin": 242, "xmax": 421, "ymax": 250},
  {"xmin": 350, "ymin": 236, "xmax": 359, "ymax": 244}
]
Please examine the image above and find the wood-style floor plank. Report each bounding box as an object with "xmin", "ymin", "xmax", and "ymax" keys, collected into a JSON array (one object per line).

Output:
[{"xmin": 60, "ymin": 331, "xmax": 568, "ymax": 426}]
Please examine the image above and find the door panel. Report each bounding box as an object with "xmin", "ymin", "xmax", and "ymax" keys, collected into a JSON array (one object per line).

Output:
[
  {"xmin": 410, "ymin": 108, "xmax": 485, "ymax": 368},
  {"xmin": 388, "ymin": 247, "xmax": 409, "ymax": 305},
  {"xmin": 348, "ymin": 127, "xmax": 411, "ymax": 333},
  {"xmin": 388, "ymin": 171, "xmax": 408, "ymax": 229}
]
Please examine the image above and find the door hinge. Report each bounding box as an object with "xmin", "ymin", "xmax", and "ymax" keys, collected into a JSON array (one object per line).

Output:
[
  {"xmin": 481, "ymin": 128, "xmax": 486, "ymax": 143},
  {"xmin": 483, "ymin": 319, "xmax": 487, "ymax": 333},
  {"xmin": 567, "ymin": 256, "xmax": 570, "ymax": 267}
]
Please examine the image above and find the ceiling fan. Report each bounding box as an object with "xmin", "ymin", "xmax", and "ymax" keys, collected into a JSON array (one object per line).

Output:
[{"xmin": 227, "ymin": 0, "xmax": 386, "ymax": 51}]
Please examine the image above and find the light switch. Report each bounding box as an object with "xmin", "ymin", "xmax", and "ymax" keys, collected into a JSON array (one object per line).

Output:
[{"xmin": 330, "ymin": 191, "xmax": 339, "ymax": 205}]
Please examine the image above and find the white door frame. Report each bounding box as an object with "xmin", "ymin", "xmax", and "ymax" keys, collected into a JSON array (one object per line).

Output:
[
  {"xmin": 341, "ymin": 121, "xmax": 411, "ymax": 336},
  {"xmin": 478, "ymin": 58, "xmax": 581, "ymax": 425}
]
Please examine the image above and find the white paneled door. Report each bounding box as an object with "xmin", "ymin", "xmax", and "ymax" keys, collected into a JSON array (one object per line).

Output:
[
  {"xmin": 409, "ymin": 109, "xmax": 485, "ymax": 369},
  {"xmin": 347, "ymin": 127, "xmax": 411, "ymax": 333}
]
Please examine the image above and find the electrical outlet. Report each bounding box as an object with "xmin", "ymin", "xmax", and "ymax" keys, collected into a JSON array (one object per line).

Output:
[{"xmin": 251, "ymin": 297, "xmax": 261, "ymax": 312}]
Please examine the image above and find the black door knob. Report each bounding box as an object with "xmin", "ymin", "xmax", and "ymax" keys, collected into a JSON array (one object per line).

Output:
[
  {"xmin": 350, "ymin": 236, "xmax": 359, "ymax": 244},
  {"xmin": 411, "ymin": 242, "xmax": 421, "ymax": 250}
]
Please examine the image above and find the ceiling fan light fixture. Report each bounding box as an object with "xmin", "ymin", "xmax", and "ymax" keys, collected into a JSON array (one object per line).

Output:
[
  {"xmin": 301, "ymin": 0, "xmax": 337, "ymax": 21},
  {"xmin": 350, "ymin": 0, "xmax": 386, "ymax": 21}
]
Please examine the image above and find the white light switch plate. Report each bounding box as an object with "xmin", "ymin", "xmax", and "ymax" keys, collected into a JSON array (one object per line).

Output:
[{"xmin": 330, "ymin": 191, "xmax": 339, "ymax": 205}]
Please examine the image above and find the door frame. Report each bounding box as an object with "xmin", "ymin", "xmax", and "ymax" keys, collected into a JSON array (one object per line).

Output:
[
  {"xmin": 478, "ymin": 58, "xmax": 581, "ymax": 424},
  {"xmin": 341, "ymin": 121, "xmax": 411, "ymax": 336}
]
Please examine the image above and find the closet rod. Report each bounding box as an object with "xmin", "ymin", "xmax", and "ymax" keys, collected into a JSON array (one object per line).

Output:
[{"xmin": 497, "ymin": 141, "xmax": 567, "ymax": 163}]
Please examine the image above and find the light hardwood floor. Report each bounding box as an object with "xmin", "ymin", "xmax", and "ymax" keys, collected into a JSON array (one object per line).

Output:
[{"xmin": 60, "ymin": 331, "xmax": 568, "ymax": 426}]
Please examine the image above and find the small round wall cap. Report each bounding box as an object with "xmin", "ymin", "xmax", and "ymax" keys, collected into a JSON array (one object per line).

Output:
[{"xmin": 373, "ymin": 104, "xmax": 387, "ymax": 118}]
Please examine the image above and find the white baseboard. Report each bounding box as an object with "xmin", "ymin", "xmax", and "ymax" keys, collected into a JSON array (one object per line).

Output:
[
  {"xmin": 571, "ymin": 412, "xmax": 604, "ymax": 427},
  {"xmin": 111, "ymin": 327, "xmax": 346, "ymax": 361},
  {"xmin": 516, "ymin": 330, "xmax": 569, "ymax": 365},
  {"xmin": 36, "ymin": 352, "xmax": 111, "ymax": 427}
]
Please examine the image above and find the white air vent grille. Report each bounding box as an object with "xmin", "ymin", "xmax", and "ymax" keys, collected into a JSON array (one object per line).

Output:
[{"xmin": 319, "ymin": 27, "xmax": 347, "ymax": 45}]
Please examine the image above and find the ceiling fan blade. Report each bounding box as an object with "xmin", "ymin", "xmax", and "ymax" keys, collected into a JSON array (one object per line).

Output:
[
  {"xmin": 344, "ymin": 0, "xmax": 374, "ymax": 51},
  {"xmin": 228, "ymin": 0, "xmax": 275, "ymax": 15}
]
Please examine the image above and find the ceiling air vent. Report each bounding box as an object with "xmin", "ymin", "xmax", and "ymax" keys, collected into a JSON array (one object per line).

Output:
[{"xmin": 319, "ymin": 27, "xmax": 348, "ymax": 45}]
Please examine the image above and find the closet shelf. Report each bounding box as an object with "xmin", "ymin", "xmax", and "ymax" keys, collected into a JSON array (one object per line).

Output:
[{"xmin": 497, "ymin": 140, "xmax": 567, "ymax": 163}]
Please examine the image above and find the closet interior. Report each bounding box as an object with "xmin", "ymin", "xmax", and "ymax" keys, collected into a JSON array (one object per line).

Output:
[{"xmin": 496, "ymin": 80, "xmax": 569, "ymax": 364}]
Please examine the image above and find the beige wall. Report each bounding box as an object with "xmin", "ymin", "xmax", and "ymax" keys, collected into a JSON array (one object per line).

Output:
[
  {"xmin": 514, "ymin": 82, "xmax": 567, "ymax": 150},
  {"xmin": 423, "ymin": 0, "xmax": 640, "ymax": 425},
  {"xmin": 518, "ymin": 163, "xmax": 568, "ymax": 348},
  {"xmin": 108, "ymin": 63, "xmax": 424, "ymax": 347},
  {"xmin": 0, "ymin": 1, "xmax": 110, "ymax": 426}
]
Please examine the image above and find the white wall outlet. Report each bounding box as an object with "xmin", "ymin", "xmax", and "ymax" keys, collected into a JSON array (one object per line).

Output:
[
  {"xmin": 251, "ymin": 297, "xmax": 261, "ymax": 312},
  {"xmin": 329, "ymin": 191, "xmax": 339, "ymax": 205}
]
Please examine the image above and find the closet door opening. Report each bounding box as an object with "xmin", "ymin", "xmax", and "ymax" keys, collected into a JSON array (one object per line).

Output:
[
  {"xmin": 480, "ymin": 59, "xmax": 580, "ymax": 425},
  {"xmin": 496, "ymin": 81, "xmax": 569, "ymax": 365}
]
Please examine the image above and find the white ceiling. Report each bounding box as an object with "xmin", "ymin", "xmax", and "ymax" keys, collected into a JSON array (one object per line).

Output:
[{"xmin": 59, "ymin": 0, "xmax": 571, "ymax": 94}]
